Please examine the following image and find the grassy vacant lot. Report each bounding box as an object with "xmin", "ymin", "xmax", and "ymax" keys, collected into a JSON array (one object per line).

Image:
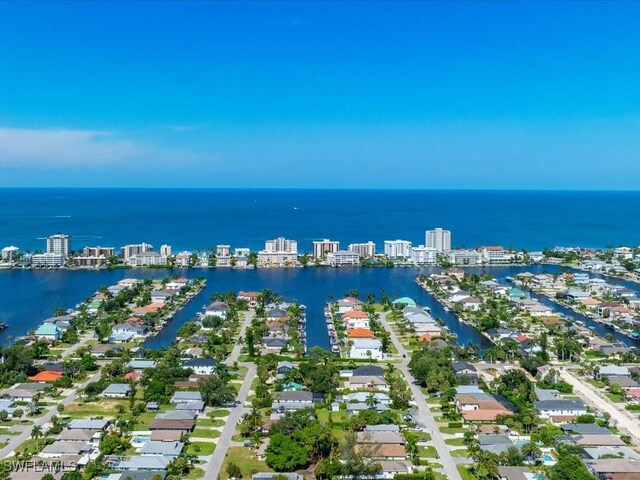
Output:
[
  {"xmin": 187, "ymin": 442, "xmax": 216, "ymax": 456},
  {"xmin": 457, "ymin": 465, "xmax": 478, "ymax": 480},
  {"xmin": 418, "ymin": 445, "xmax": 438, "ymax": 458},
  {"xmin": 192, "ymin": 428, "xmax": 221, "ymax": 439},
  {"xmin": 220, "ymin": 447, "xmax": 271, "ymax": 480},
  {"xmin": 197, "ymin": 418, "xmax": 226, "ymax": 428},
  {"xmin": 209, "ymin": 409, "xmax": 230, "ymax": 418},
  {"xmin": 64, "ymin": 399, "xmax": 129, "ymax": 417},
  {"xmin": 445, "ymin": 438, "xmax": 466, "ymax": 446}
]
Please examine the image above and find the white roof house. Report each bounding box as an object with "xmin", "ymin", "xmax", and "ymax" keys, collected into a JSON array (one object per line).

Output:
[{"xmin": 349, "ymin": 338, "xmax": 383, "ymax": 360}]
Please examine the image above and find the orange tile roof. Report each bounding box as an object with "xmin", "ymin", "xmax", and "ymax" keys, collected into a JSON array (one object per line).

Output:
[
  {"xmin": 124, "ymin": 371, "xmax": 141, "ymax": 382},
  {"xmin": 347, "ymin": 328, "xmax": 374, "ymax": 339},
  {"xmin": 418, "ymin": 333, "xmax": 440, "ymax": 342},
  {"xmin": 356, "ymin": 444, "xmax": 407, "ymax": 458},
  {"xmin": 342, "ymin": 311, "xmax": 369, "ymax": 319},
  {"xmin": 28, "ymin": 371, "xmax": 63, "ymax": 382},
  {"xmin": 462, "ymin": 409, "xmax": 512, "ymax": 422}
]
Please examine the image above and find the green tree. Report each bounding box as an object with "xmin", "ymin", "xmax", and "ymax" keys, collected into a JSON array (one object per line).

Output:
[
  {"xmin": 265, "ymin": 433, "xmax": 310, "ymax": 471},
  {"xmin": 226, "ymin": 462, "xmax": 243, "ymax": 479}
]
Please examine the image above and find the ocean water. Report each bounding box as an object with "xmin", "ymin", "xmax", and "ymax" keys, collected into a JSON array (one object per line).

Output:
[{"xmin": 1, "ymin": 189, "xmax": 640, "ymax": 252}]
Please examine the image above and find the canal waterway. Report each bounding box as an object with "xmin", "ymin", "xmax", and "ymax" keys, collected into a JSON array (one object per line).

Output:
[{"xmin": 0, "ymin": 264, "xmax": 638, "ymax": 351}]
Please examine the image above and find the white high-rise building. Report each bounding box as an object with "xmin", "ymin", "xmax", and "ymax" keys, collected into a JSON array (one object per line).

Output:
[
  {"xmin": 47, "ymin": 234, "xmax": 70, "ymax": 257},
  {"xmin": 313, "ymin": 239, "xmax": 339, "ymax": 259},
  {"xmin": 1, "ymin": 246, "xmax": 19, "ymax": 262},
  {"xmin": 411, "ymin": 246, "xmax": 438, "ymax": 265},
  {"xmin": 265, "ymin": 237, "xmax": 297, "ymax": 254},
  {"xmin": 348, "ymin": 241, "xmax": 376, "ymax": 258},
  {"xmin": 384, "ymin": 240, "xmax": 412, "ymax": 259},
  {"xmin": 426, "ymin": 228, "xmax": 451, "ymax": 252},
  {"xmin": 160, "ymin": 244, "xmax": 172, "ymax": 256},
  {"xmin": 121, "ymin": 243, "xmax": 153, "ymax": 261}
]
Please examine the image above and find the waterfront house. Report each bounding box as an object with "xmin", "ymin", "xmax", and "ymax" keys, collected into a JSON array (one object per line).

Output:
[
  {"xmin": 458, "ymin": 297, "xmax": 482, "ymax": 311},
  {"xmin": 112, "ymin": 323, "xmax": 148, "ymax": 339},
  {"xmin": 150, "ymin": 290, "xmax": 173, "ymax": 304},
  {"xmin": 166, "ymin": 277, "xmax": 189, "ymax": 290},
  {"xmin": 336, "ymin": 297, "xmax": 363, "ymax": 314},
  {"xmin": 261, "ymin": 337, "xmax": 288, "ymax": 353},
  {"xmin": 392, "ymin": 297, "xmax": 416, "ymax": 307},
  {"xmin": 267, "ymin": 308, "xmax": 288, "ymax": 321},
  {"xmin": 347, "ymin": 328, "xmax": 374, "ymax": 339},
  {"xmin": 238, "ymin": 291, "xmax": 260, "ymax": 307},
  {"xmin": 182, "ymin": 358, "xmax": 216, "ymax": 375},
  {"xmin": 34, "ymin": 323, "xmax": 61, "ymax": 341},
  {"xmin": 349, "ymin": 338, "xmax": 383, "ymax": 360},
  {"xmin": 102, "ymin": 383, "xmax": 132, "ymax": 398},
  {"xmin": 204, "ymin": 301, "xmax": 228, "ymax": 318}
]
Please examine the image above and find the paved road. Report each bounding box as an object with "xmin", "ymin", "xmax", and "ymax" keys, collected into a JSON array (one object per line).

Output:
[
  {"xmin": 378, "ymin": 312, "xmax": 462, "ymax": 480},
  {"xmin": 203, "ymin": 362, "xmax": 256, "ymax": 479},
  {"xmin": 227, "ymin": 310, "xmax": 254, "ymax": 365},
  {"xmin": 0, "ymin": 370, "xmax": 102, "ymax": 460},
  {"xmin": 203, "ymin": 310, "xmax": 257, "ymax": 478},
  {"xmin": 559, "ymin": 368, "xmax": 640, "ymax": 443}
]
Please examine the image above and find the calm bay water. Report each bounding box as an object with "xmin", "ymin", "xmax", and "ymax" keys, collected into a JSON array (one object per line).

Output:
[
  {"xmin": 1, "ymin": 188, "xmax": 639, "ymax": 350},
  {"xmin": 0, "ymin": 264, "xmax": 638, "ymax": 351}
]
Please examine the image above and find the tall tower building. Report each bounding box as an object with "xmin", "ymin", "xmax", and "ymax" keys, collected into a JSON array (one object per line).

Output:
[
  {"xmin": 47, "ymin": 233, "xmax": 70, "ymax": 257},
  {"xmin": 426, "ymin": 228, "xmax": 451, "ymax": 252},
  {"xmin": 313, "ymin": 239, "xmax": 339, "ymax": 259}
]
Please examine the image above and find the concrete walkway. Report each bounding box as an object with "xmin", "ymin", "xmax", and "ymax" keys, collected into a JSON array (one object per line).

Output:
[{"xmin": 378, "ymin": 312, "xmax": 462, "ymax": 480}]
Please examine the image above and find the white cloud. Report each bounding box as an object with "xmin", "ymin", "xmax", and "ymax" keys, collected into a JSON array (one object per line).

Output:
[{"xmin": 0, "ymin": 127, "xmax": 149, "ymax": 166}]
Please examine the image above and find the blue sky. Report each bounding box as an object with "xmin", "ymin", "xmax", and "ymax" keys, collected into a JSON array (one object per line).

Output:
[{"xmin": 0, "ymin": 1, "xmax": 639, "ymax": 189}]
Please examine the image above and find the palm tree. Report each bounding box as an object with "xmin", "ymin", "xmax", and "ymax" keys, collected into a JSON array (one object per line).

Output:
[{"xmin": 31, "ymin": 425, "xmax": 43, "ymax": 449}]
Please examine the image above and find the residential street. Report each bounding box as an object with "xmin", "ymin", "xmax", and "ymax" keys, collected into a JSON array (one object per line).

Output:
[
  {"xmin": 378, "ymin": 312, "xmax": 462, "ymax": 480},
  {"xmin": 203, "ymin": 362, "xmax": 256, "ymax": 479},
  {"xmin": 559, "ymin": 368, "xmax": 640, "ymax": 442},
  {"xmin": 0, "ymin": 370, "xmax": 102, "ymax": 460},
  {"xmin": 204, "ymin": 310, "xmax": 257, "ymax": 478}
]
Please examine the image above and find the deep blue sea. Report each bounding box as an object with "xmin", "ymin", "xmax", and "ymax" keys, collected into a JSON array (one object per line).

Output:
[
  {"xmin": 1, "ymin": 189, "xmax": 640, "ymax": 252},
  {"xmin": 0, "ymin": 188, "xmax": 639, "ymax": 350}
]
